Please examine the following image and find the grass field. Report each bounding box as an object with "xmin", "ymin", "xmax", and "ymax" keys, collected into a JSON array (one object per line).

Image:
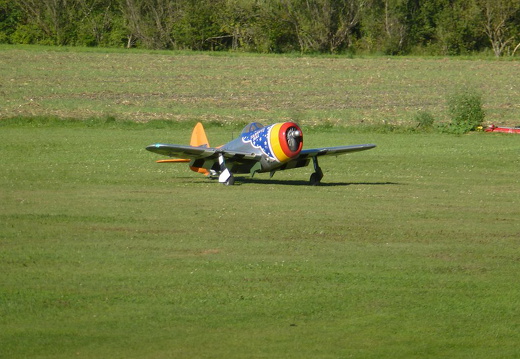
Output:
[
  {"xmin": 1, "ymin": 118, "xmax": 519, "ymax": 358},
  {"xmin": 1, "ymin": 46, "xmax": 520, "ymax": 358},
  {"xmin": 1, "ymin": 45, "xmax": 520, "ymax": 126}
]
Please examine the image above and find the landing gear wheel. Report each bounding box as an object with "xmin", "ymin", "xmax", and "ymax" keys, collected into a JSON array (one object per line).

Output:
[
  {"xmin": 310, "ymin": 171, "xmax": 323, "ymax": 186},
  {"xmin": 224, "ymin": 175, "xmax": 235, "ymax": 186},
  {"xmin": 310, "ymin": 172, "xmax": 320, "ymax": 186},
  {"xmin": 310, "ymin": 156, "xmax": 324, "ymax": 186}
]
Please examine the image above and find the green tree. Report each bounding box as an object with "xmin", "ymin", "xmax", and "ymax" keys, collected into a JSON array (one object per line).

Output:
[
  {"xmin": 435, "ymin": 0, "xmax": 484, "ymax": 55},
  {"xmin": 15, "ymin": 0, "xmax": 87, "ymax": 45},
  {"xmin": 358, "ymin": 0, "xmax": 407, "ymax": 54},
  {"xmin": 279, "ymin": 0, "xmax": 365, "ymax": 53},
  {"xmin": 74, "ymin": 0, "xmax": 122, "ymax": 47},
  {"xmin": 120, "ymin": 0, "xmax": 181, "ymax": 49},
  {"xmin": 209, "ymin": 0, "xmax": 254, "ymax": 50},
  {"xmin": 477, "ymin": 0, "xmax": 520, "ymax": 56},
  {"xmin": 171, "ymin": 0, "xmax": 225, "ymax": 50},
  {"xmin": 257, "ymin": 0, "xmax": 299, "ymax": 53},
  {"xmin": 0, "ymin": 0, "xmax": 21, "ymax": 43}
]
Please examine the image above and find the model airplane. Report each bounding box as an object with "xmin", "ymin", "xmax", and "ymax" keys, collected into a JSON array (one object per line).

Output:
[
  {"xmin": 146, "ymin": 122, "xmax": 376, "ymax": 185},
  {"xmin": 484, "ymin": 124, "xmax": 520, "ymax": 134}
]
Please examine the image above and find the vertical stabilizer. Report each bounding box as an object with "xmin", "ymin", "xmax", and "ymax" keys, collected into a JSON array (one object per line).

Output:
[
  {"xmin": 190, "ymin": 122, "xmax": 210, "ymax": 147},
  {"xmin": 189, "ymin": 122, "xmax": 210, "ymax": 176}
]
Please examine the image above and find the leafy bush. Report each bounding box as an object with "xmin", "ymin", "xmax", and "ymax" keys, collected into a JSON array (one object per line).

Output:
[{"xmin": 444, "ymin": 89, "xmax": 485, "ymax": 134}]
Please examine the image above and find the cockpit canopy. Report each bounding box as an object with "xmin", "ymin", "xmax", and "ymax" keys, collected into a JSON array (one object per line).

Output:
[{"xmin": 241, "ymin": 122, "xmax": 264, "ymax": 134}]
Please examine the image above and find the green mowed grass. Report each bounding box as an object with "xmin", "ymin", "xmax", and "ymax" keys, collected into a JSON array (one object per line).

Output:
[{"xmin": 1, "ymin": 121, "xmax": 519, "ymax": 358}]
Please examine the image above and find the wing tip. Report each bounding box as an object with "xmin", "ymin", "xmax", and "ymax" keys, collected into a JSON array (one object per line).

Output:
[{"xmin": 146, "ymin": 143, "xmax": 163, "ymax": 151}]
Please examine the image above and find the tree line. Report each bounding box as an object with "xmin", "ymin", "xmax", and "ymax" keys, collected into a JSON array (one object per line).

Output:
[{"xmin": 1, "ymin": 0, "xmax": 520, "ymax": 56}]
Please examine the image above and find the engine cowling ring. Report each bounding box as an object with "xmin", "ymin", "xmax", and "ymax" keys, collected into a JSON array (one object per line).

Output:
[{"xmin": 269, "ymin": 122, "xmax": 303, "ymax": 163}]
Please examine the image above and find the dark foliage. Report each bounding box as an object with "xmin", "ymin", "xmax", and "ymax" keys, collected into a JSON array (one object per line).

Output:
[{"xmin": 2, "ymin": 0, "xmax": 519, "ymax": 55}]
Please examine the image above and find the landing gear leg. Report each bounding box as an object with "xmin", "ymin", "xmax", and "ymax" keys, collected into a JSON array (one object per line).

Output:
[
  {"xmin": 310, "ymin": 157, "xmax": 323, "ymax": 186},
  {"xmin": 218, "ymin": 154, "xmax": 234, "ymax": 185}
]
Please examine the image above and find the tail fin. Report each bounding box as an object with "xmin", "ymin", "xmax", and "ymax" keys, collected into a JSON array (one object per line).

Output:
[
  {"xmin": 190, "ymin": 122, "xmax": 210, "ymax": 147},
  {"xmin": 189, "ymin": 122, "xmax": 210, "ymax": 176}
]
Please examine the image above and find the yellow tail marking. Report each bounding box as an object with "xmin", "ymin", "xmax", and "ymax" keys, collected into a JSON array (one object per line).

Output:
[
  {"xmin": 190, "ymin": 122, "xmax": 210, "ymax": 147},
  {"xmin": 189, "ymin": 122, "xmax": 210, "ymax": 176}
]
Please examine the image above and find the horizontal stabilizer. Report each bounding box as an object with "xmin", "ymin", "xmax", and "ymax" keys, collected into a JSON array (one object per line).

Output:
[{"xmin": 156, "ymin": 159, "xmax": 190, "ymax": 163}]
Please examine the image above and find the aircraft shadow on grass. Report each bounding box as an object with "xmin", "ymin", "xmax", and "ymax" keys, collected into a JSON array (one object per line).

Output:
[
  {"xmin": 175, "ymin": 176, "xmax": 399, "ymax": 187},
  {"xmin": 226, "ymin": 177, "xmax": 399, "ymax": 187}
]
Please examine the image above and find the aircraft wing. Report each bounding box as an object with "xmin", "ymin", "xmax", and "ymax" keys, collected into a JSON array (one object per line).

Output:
[
  {"xmin": 298, "ymin": 144, "xmax": 376, "ymax": 158},
  {"xmin": 146, "ymin": 143, "xmax": 262, "ymax": 161}
]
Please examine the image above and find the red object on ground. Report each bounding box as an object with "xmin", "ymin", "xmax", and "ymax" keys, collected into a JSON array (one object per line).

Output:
[{"xmin": 485, "ymin": 125, "xmax": 520, "ymax": 134}]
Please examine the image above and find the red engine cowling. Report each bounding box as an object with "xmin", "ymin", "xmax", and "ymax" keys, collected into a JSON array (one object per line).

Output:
[{"xmin": 268, "ymin": 122, "xmax": 303, "ymax": 163}]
